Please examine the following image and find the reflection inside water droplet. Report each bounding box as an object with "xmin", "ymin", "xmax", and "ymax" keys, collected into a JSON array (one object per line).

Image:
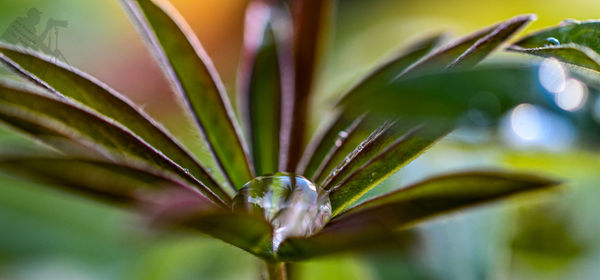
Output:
[
  {"xmin": 545, "ymin": 37, "xmax": 560, "ymax": 46},
  {"xmin": 232, "ymin": 172, "xmax": 331, "ymax": 251}
]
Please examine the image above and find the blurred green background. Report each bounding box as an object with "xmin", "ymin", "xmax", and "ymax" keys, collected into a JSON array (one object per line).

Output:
[{"xmin": 1, "ymin": 0, "xmax": 600, "ymax": 279}]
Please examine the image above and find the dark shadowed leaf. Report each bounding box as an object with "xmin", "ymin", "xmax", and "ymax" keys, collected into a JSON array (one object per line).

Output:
[
  {"xmin": 121, "ymin": 0, "xmax": 254, "ymax": 189},
  {"xmin": 277, "ymin": 226, "xmax": 417, "ymax": 262},
  {"xmin": 0, "ymin": 80, "xmax": 229, "ymax": 206},
  {"xmin": 509, "ymin": 20, "xmax": 600, "ymax": 71},
  {"xmin": 239, "ymin": 2, "xmax": 288, "ymax": 176},
  {"xmin": 153, "ymin": 207, "xmax": 274, "ymax": 260},
  {"xmin": 334, "ymin": 171, "xmax": 560, "ymax": 228},
  {"xmin": 0, "ymin": 155, "xmax": 194, "ymax": 206},
  {"xmin": 339, "ymin": 65, "xmax": 545, "ymax": 121},
  {"xmin": 0, "ymin": 44, "xmax": 224, "ymax": 199},
  {"xmin": 0, "ymin": 105, "xmax": 82, "ymax": 151},
  {"xmin": 327, "ymin": 123, "xmax": 451, "ymax": 216},
  {"xmin": 283, "ymin": 0, "xmax": 335, "ymax": 171}
]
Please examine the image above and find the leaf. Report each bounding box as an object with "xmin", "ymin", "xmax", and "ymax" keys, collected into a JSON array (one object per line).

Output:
[
  {"xmin": 446, "ymin": 14, "xmax": 534, "ymax": 69},
  {"xmin": 0, "ymin": 80, "xmax": 229, "ymax": 207},
  {"xmin": 0, "ymin": 156, "xmax": 189, "ymax": 206},
  {"xmin": 328, "ymin": 123, "xmax": 451, "ymax": 216},
  {"xmin": 333, "ymin": 171, "xmax": 560, "ymax": 228},
  {"xmin": 297, "ymin": 114, "xmax": 362, "ymax": 179},
  {"xmin": 311, "ymin": 116, "xmax": 375, "ymax": 186},
  {"xmin": 121, "ymin": 0, "xmax": 254, "ymax": 189},
  {"xmin": 277, "ymin": 226, "xmax": 417, "ymax": 262},
  {"xmin": 239, "ymin": 2, "xmax": 288, "ymax": 176},
  {"xmin": 509, "ymin": 20, "xmax": 600, "ymax": 71},
  {"xmin": 283, "ymin": 0, "xmax": 335, "ymax": 171},
  {"xmin": 0, "ymin": 44, "xmax": 224, "ymax": 198},
  {"xmin": 339, "ymin": 65, "xmax": 545, "ymax": 121},
  {"xmin": 299, "ymin": 34, "xmax": 443, "ymax": 179},
  {"xmin": 508, "ymin": 43, "xmax": 600, "ymax": 72},
  {"xmin": 153, "ymin": 207, "xmax": 275, "ymax": 261},
  {"xmin": 404, "ymin": 15, "xmax": 534, "ymax": 75}
]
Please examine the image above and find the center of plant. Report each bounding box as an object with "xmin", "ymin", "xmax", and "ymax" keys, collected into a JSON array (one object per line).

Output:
[{"xmin": 232, "ymin": 172, "xmax": 332, "ymax": 251}]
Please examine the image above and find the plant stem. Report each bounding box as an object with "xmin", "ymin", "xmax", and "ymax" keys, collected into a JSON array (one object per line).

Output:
[{"xmin": 263, "ymin": 261, "xmax": 287, "ymax": 280}]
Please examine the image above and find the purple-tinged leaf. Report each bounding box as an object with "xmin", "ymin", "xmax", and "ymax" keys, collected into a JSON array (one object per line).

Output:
[
  {"xmin": 121, "ymin": 0, "xmax": 254, "ymax": 190},
  {"xmin": 335, "ymin": 171, "xmax": 560, "ymax": 227},
  {"xmin": 0, "ymin": 80, "xmax": 229, "ymax": 207},
  {"xmin": 0, "ymin": 156, "xmax": 196, "ymax": 207},
  {"xmin": 446, "ymin": 14, "xmax": 535, "ymax": 69},
  {"xmin": 403, "ymin": 15, "xmax": 534, "ymax": 76},
  {"xmin": 0, "ymin": 44, "xmax": 225, "ymax": 199},
  {"xmin": 283, "ymin": 0, "xmax": 335, "ymax": 171}
]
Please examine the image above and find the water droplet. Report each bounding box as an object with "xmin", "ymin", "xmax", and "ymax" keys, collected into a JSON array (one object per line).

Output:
[
  {"xmin": 337, "ymin": 131, "xmax": 349, "ymax": 139},
  {"xmin": 545, "ymin": 37, "xmax": 560, "ymax": 46},
  {"xmin": 232, "ymin": 173, "xmax": 331, "ymax": 252},
  {"xmin": 334, "ymin": 139, "xmax": 343, "ymax": 147}
]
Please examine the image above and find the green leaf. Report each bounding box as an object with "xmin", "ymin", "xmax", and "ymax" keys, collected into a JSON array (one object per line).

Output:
[
  {"xmin": 0, "ymin": 156, "xmax": 189, "ymax": 206},
  {"xmin": 154, "ymin": 208, "xmax": 274, "ymax": 260},
  {"xmin": 300, "ymin": 34, "xmax": 443, "ymax": 179},
  {"xmin": 334, "ymin": 171, "xmax": 560, "ymax": 228},
  {"xmin": 298, "ymin": 114, "xmax": 362, "ymax": 180},
  {"xmin": 0, "ymin": 44, "xmax": 224, "ymax": 199},
  {"xmin": 339, "ymin": 65, "xmax": 544, "ymax": 121},
  {"xmin": 508, "ymin": 43, "xmax": 600, "ymax": 72},
  {"xmin": 283, "ymin": 0, "xmax": 335, "ymax": 171},
  {"xmin": 447, "ymin": 14, "xmax": 534, "ymax": 68},
  {"xmin": 0, "ymin": 80, "xmax": 229, "ymax": 207},
  {"xmin": 311, "ymin": 116, "xmax": 376, "ymax": 186},
  {"xmin": 327, "ymin": 123, "xmax": 451, "ymax": 216},
  {"xmin": 239, "ymin": 2, "xmax": 287, "ymax": 176},
  {"xmin": 509, "ymin": 20, "xmax": 600, "ymax": 71},
  {"xmin": 121, "ymin": 0, "xmax": 254, "ymax": 189},
  {"xmin": 0, "ymin": 104, "xmax": 77, "ymax": 149},
  {"xmin": 405, "ymin": 15, "xmax": 533, "ymax": 75}
]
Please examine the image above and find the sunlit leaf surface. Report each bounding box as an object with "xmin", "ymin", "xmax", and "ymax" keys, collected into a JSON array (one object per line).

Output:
[{"xmin": 510, "ymin": 20, "xmax": 600, "ymax": 71}]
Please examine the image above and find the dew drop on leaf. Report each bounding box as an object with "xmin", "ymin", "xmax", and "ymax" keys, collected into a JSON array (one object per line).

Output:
[
  {"xmin": 545, "ymin": 37, "xmax": 560, "ymax": 46},
  {"xmin": 232, "ymin": 172, "xmax": 332, "ymax": 251},
  {"xmin": 334, "ymin": 139, "xmax": 343, "ymax": 147}
]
